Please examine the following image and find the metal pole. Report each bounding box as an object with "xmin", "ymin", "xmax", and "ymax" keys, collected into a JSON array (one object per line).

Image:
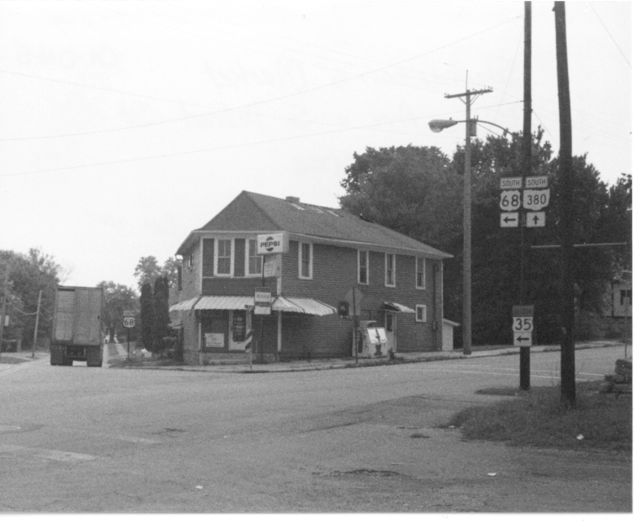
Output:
[
  {"xmin": 519, "ymin": 1, "xmax": 532, "ymax": 390},
  {"xmin": 31, "ymin": 290, "xmax": 42, "ymax": 359},
  {"xmin": 0, "ymin": 264, "xmax": 9, "ymax": 357},
  {"xmin": 352, "ymin": 286, "xmax": 359, "ymax": 365}
]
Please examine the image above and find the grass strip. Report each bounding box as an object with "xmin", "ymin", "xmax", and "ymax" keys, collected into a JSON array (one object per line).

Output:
[{"xmin": 448, "ymin": 381, "xmax": 631, "ymax": 451}]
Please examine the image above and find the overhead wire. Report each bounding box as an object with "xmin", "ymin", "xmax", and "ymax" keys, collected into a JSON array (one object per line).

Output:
[
  {"xmin": 0, "ymin": 14, "xmax": 521, "ymax": 142},
  {"xmin": 0, "ymin": 98, "xmax": 527, "ymax": 179}
]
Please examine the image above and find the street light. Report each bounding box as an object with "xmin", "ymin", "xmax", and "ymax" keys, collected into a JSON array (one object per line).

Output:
[{"xmin": 429, "ymin": 115, "xmax": 510, "ymax": 355}]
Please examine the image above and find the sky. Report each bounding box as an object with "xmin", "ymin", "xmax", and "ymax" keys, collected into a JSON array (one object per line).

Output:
[{"xmin": 0, "ymin": 0, "xmax": 633, "ymax": 291}]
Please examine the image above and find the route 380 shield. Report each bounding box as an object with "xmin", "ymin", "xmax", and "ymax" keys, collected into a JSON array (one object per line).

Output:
[
  {"xmin": 522, "ymin": 188, "xmax": 550, "ymax": 211},
  {"xmin": 499, "ymin": 190, "xmax": 521, "ymax": 211}
]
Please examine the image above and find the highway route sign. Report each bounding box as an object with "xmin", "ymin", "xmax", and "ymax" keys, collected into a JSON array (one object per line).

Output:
[
  {"xmin": 525, "ymin": 176, "xmax": 548, "ymax": 188},
  {"xmin": 523, "ymin": 188, "xmax": 550, "ymax": 211},
  {"xmin": 500, "ymin": 212, "xmax": 519, "ymax": 228},
  {"xmin": 500, "ymin": 177, "xmax": 522, "ymax": 190},
  {"xmin": 513, "ymin": 331, "xmax": 532, "ymax": 347},
  {"xmin": 122, "ymin": 316, "xmax": 135, "ymax": 328},
  {"xmin": 500, "ymin": 190, "xmax": 521, "ymax": 211},
  {"xmin": 526, "ymin": 211, "xmax": 546, "ymax": 227},
  {"xmin": 512, "ymin": 316, "xmax": 533, "ymax": 332}
]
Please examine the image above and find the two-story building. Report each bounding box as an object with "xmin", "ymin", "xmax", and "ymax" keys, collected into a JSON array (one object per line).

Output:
[{"xmin": 170, "ymin": 191, "xmax": 451, "ymax": 364}]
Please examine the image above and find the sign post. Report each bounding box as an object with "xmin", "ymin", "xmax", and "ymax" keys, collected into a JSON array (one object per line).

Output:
[
  {"xmin": 512, "ymin": 305, "xmax": 534, "ymax": 389},
  {"xmin": 122, "ymin": 310, "xmax": 136, "ymax": 360}
]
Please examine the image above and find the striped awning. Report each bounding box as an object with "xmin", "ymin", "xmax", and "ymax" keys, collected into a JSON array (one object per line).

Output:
[
  {"xmin": 272, "ymin": 296, "xmax": 336, "ymax": 316},
  {"xmin": 383, "ymin": 302, "xmax": 415, "ymax": 313},
  {"xmin": 169, "ymin": 297, "xmax": 200, "ymax": 312},
  {"xmin": 170, "ymin": 295, "xmax": 336, "ymax": 316}
]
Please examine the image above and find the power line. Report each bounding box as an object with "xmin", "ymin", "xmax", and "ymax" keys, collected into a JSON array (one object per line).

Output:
[
  {"xmin": 588, "ymin": 3, "xmax": 631, "ymax": 68},
  {"xmin": 0, "ymin": 114, "xmax": 440, "ymax": 178},
  {"xmin": 0, "ymin": 98, "xmax": 526, "ymax": 179},
  {"xmin": 0, "ymin": 14, "xmax": 521, "ymax": 142}
]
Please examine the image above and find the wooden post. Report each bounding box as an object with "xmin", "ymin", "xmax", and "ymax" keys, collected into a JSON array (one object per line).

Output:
[
  {"xmin": 31, "ymin": 290, "xmax": 42, "ymax": 359},
  {"xmin": 554, "ymin": 1, "xmax": 576, "ymax": 407}
]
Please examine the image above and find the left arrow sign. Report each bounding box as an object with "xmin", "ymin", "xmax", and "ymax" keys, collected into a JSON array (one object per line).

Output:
[{"xmin": 500, "ymin": 212, "xmax": 519, "ymax": 228}]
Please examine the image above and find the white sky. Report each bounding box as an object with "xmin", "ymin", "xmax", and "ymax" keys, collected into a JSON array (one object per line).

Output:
[{"xmin": 0, "ymin": 0, "xmax": 633, "ymax": 290}]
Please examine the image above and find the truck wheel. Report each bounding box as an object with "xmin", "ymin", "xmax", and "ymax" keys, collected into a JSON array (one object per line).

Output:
[
  {"xmin": 87, "ymin": 347, "xmax": 103, "ymax": 367},
  {"xmin": 50, "ymin": 347, "xmax": 63, "ymax": 365}
]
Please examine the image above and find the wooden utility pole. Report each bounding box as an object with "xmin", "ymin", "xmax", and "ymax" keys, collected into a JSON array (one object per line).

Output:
[
  {"xmin": 554, "ymin": 1, "xmax": 576, "ymax": 407},
  {"xmin": 519, "ymin": 1, "xmax": 532, "ymax": 390},
  {"xmin": 444, "ymin": 86, "xmax": 493, "ymax": 355},
  {"xmin": 31, "ymin": 290, "xmax": 42, "ymax": 359}
]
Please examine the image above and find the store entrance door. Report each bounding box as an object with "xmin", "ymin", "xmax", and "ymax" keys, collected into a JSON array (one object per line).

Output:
[{"xmin": 229, "ymin": 310, "xmax": 251, "ymax": 351}]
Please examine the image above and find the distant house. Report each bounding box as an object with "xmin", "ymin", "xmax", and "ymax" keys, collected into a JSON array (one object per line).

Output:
[
  {"xmin": 609, "ymin": 277, "xmax": 632, "ymax": 319},
  {"xmin": 170, "ymin": 191, "xmax": 451, "ymax": 364}
]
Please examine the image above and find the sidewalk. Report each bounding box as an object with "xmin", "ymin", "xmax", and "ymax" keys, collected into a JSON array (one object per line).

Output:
[{"xmin": 110, "ymin": 340, "xmax": 625, "ymax": 374}]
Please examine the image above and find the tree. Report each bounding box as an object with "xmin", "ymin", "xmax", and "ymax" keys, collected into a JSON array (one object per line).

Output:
[
  {"xmin": 98, "ymin": 281, "xmax": 138, "ymax": 343},
  {"xmin": 152, "ymin": 275, "xmax": 170, "ymax": 355},
  {"xmin": 140, "ymin": 282, "xmax": 154, "ymax": 351},
  {"xmin": 134, "ymin": 256, "xmax": 161, "ymax": 292},
  {"xmin": 0, "ymin": 248, "xmax": 62, "ymax": 348},
  {"xmin": 161, "ymin": 257, "xmax": 181, "ymax": 290},
  {"xmin": 340, "ymin": 136, "xmax": 631, "ymax": 346}
]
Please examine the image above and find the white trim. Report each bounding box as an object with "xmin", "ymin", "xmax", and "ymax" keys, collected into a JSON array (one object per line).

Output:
[
  {"xmin": 385, "ymin": 253, "xmax": 396, "ymax": 287},
  {"xmin": 415, "ymin": 257, "xmax": 426, "ymax": 289},
  {"xmin": 357, "ymin": 249, "xmax": 369, "ymax": 285},
  {"xmin": 214, "ymin": 238, "xmax": 234, "ymax": 277},
  {"xmin": 298, "ymin": 242, "xmax": 313, "ymax": 280},
  {"xmin": 415, "ymin": 304, "xmax": 427, "ymax": 323},
  {"xmin": 245, "ymin": 238, "xmax": 262, "ymax": 277}
]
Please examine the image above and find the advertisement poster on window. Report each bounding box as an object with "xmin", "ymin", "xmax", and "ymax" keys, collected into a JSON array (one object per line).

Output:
[{"xmin": 204, "ymin": 333, "xmax": 224, "ymax": 348}]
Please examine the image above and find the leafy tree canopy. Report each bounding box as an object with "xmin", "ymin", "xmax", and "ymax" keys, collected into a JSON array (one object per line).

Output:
[
  {"xmin": 340, "ymin": 134, "xmax": 631, "ymax": 345},
  {"xmin": 0, "ymin": 248, "xmax": 62, "ymax": 347}
]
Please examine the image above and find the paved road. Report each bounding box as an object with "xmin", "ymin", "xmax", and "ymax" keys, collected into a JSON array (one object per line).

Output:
[{"xmin": 0, "ymin": 344, "xmax": 631, "ymax": 512}]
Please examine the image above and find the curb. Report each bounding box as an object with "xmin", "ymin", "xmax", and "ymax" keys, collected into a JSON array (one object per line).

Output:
[{"xmin": 107, "ymin": 341, "xmax": 625, "ymax": 374}]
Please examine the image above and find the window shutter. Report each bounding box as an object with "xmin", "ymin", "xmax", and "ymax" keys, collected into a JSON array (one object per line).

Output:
[{"xmin": 202, "ymin": 239, "xmax": 214, "ymax": 277}]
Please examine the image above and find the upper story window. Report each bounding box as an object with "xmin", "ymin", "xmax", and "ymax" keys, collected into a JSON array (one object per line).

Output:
[
  {"xmin": 215, "ymin": 239, "xmax": 233, "ymax": 276},
  {"xmin": 416, "ymin": 257, "xmax": 426, "ymax": 289},
  {"xmin": 620, "ymin": 289, "xmax": 632, "ymax": 306},
  {"xmin": 299, "ymin": 242, "xmax": 313, "ymax": 279},
  {"xmin": 246, "ymin": 239, "xmax": 262, "ymax": 276},
  {"xmin": 385, "ymin": 253, "xmax": 396, "ymax": 287},
  {"xmin": 357, "ymin": 250, "xmax": 369, "ymax": 285}
]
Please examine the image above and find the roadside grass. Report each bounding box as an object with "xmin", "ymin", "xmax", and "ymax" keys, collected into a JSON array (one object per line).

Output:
[{"xmin": 448, "ymin": 381, "xmax": 632, "ymax": 451}]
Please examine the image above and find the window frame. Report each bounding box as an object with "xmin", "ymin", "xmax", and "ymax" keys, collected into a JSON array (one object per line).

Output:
[
  {"xmin": 415, "ymin": 257, "xmax": 426, "ymax": 289},
  {"xmin": 298, "ymin": 242, "xmax": 314, "ymax": 280},
  {"xmin": 214, "ymin": 238, "xmax": 234, "ymax": 277},
  {"xmin": 415, "ymin": 304, "xmax": 427, "ymax": 323},
  {"xmin": 357, "ymin": 250, "xmax": 369, "ymax": 285},
  {"xmin": 385, "ymin": 253, "xmax": 396, "ymax": 287},
  {"xmin": 245, "ymin": 239, "xmax": 263, "ymax": 277}
]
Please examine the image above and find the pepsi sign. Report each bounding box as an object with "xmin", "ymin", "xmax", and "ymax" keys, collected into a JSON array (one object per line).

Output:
[{"xmin": 256, "ymin": 233, "xmax": 289, "ymax": 255}]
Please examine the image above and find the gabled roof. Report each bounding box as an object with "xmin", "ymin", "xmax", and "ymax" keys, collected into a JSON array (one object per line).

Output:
[{"xmin": 177, "ymin": 190, "xmax": 451, "ymax": 259}]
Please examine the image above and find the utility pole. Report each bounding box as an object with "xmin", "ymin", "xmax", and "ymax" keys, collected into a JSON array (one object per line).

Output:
[
  {"xmin": 0, "ymin": 264, "xmax": 9, "ymax": 356},
  {"xmin": 519, "ymin": 1, "xmax": 532, "ymax": 390},
  {"xmin": 554, "ymin": 1, "xmax": 576, "ymax": 407},
  {"xmin": 32, "ymin": 290, "xmax": 42, "ymax": 359},
  {"xmin": 445, "ymin": 85, "xmax": 493, "ymax": 355}
]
